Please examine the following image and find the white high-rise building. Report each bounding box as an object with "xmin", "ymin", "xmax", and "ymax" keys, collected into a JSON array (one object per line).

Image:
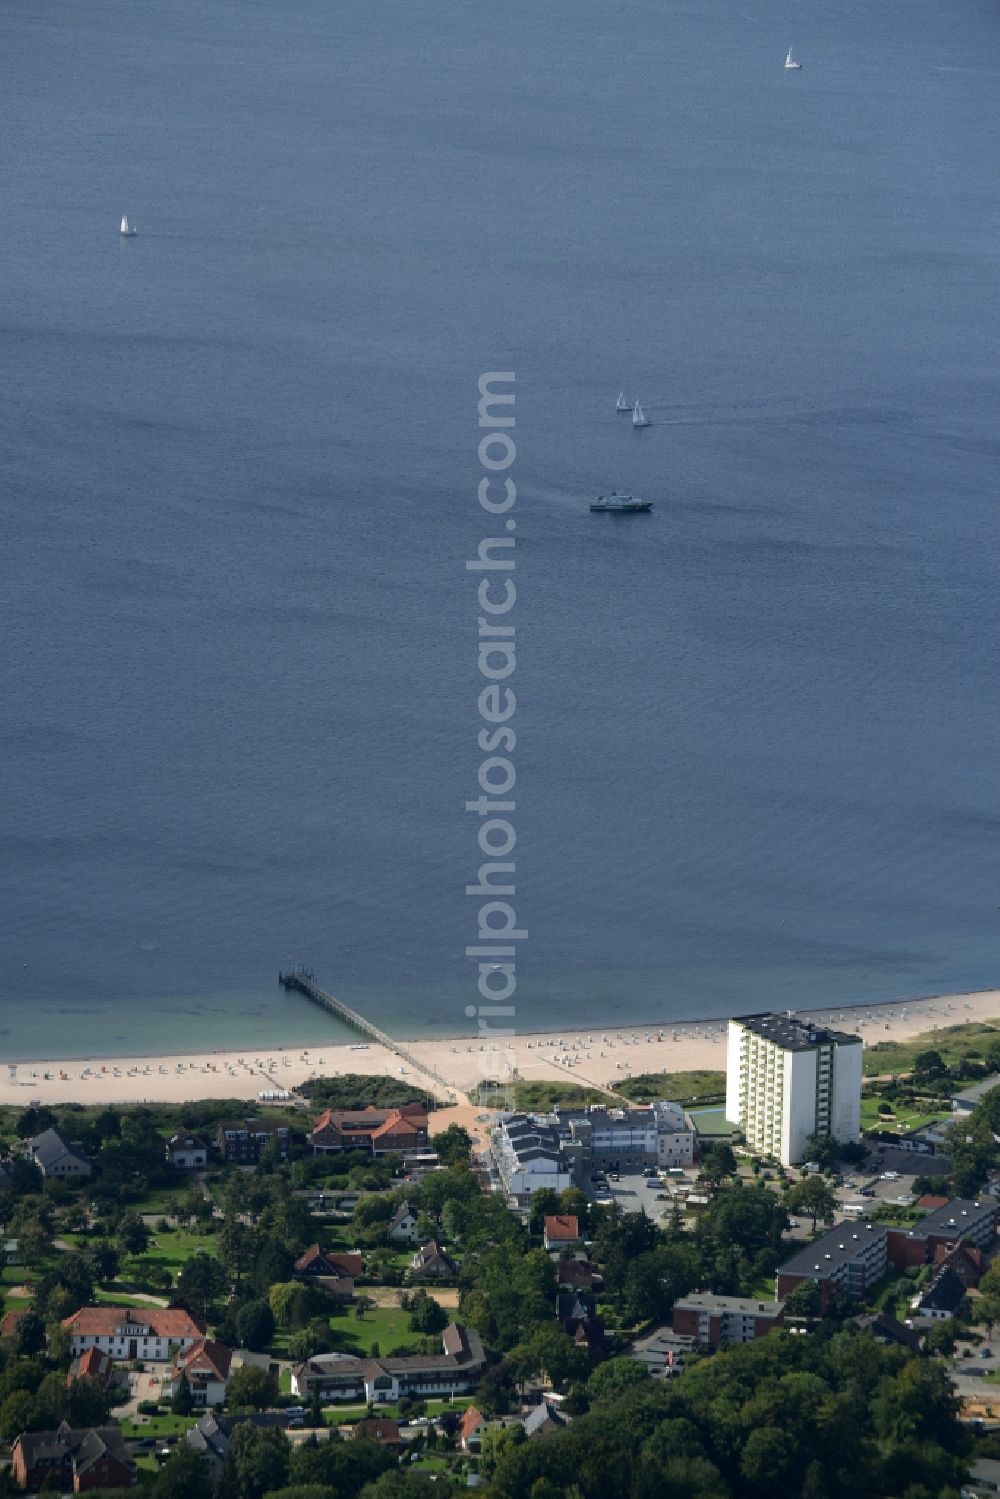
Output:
[{"xmin": 725, "ymin": 1013, "xmax": 862, "ymax": 1166}]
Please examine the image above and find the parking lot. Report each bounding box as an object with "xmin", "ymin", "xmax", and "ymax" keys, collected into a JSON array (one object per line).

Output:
[{"xmin": 589, "ymin": 1168, "xmax": 680, "ymax": 1223}]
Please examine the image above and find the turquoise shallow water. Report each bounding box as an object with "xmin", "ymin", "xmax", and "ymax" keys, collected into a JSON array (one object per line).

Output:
[{"xmin": 2, "ymin": 0, "xmax": 1000, "ymax": 1060}]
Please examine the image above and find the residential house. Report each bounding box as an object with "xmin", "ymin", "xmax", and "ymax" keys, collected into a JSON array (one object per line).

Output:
[
  {"xmin": 458, "ymin": 1406, "xmax": 490, "ymax": 1454},
  {"xmin": 291, "ymin": 1323, "xmax": 484, "ymax": 1402},
  {"xmin": 409, "ymin": 1240, "xmax": 457, "ymax": 1281},
  {"xmin": 12, "ymin": 1424, "xmax": 135, "ymax": 1492},
  {"xmin": 555, "ymin": 1257, "xmax": 603, "ymax": 1292},
  {"xmin": 556, "ymin": 1293, "xmax": 605, "ymax": 1358},
  {"xmin": 167, "ymin": 1339, "xmax": 233, "ymax": 1408},
  {"xmin": 387, "ymin": 1202, "xmax": 420, "ymax": 1245},
  {"xmin": 26, "ymin": 1128, "xmax": 91, "ymax": 1180},
  {"xmin": 934, "ymin": 1242, "xmax": 986, "ymax": 1288},
  {"xmin": 672, "ymin": 1293, "xmax": 784, "ymax": 1347},
  {"xmin": 543, "ymin": 1215, "xmax": 581, "ymax": 1252},
  {"xmin": 66, "ymin": 1348, "xmax": 115, "ymax": 1389},
  {"xmin": 352, "ymin": 1417, "xmax": 404, "ymax": 1453},
  {"xmin": 911, "ymin": 1265, "xmax": 967, "ymax": 1321},
  {"xmin": 852, "ymin": 1313, "xmax": 923, "ymax": 1353},
  {"xmin": 62, "ymin": 1306, "xmax": 203, "ymax": 1361},
  {"xmin": 185, "ymin": 1413, "xmax": 290, "ymax": 1484},
  {"xmin": 629, "ymin": 1324, "xmax": 694, "ymax": 1380},
  {"xmin": 1, "ymin": 1308, "xmax": 29, "ymax": 1339},
  {"xmin": 216, "ymin": 1119, "xmax": 289, "ymax": 1164},
  {"xmin": 523, "ymin": 1401, "xmax": 567, "ymax": 1440},
  {"xmin": 309, "ymin": 1104, "xmax": 429, "ymax": 1157},
  {"xmin": 293, "ymin": 1244, "xmax": 362, "ymax": 1299},
  {"xmin": 165, "ymin": 1133, "xmax": 209, "ymax": 1169}
]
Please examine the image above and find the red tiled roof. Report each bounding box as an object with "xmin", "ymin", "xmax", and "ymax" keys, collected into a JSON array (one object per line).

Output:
[
  {"xmin": 917, "ymin": 1195, "xmax": 950, "ymax": 1210},
  {"xmin": 63, "ymin": 1306, "xmax": 203, "ymax": 1339},
  {"xmin": 459, "ymin": 1406, "xmax": 485, "ymax": 1441},
  {"xmin": 544, "ymin": 1215, "xmax": 580, "ymax": 1241},
  {"xmin": 68, "ymin": 1348, "xmax": 114, "ymax": 1386},
  {"xmin": 173, "ymin": 1338, "xmax": 232, "ymax": 1383},
  {"xmin": 354, "ymin": 1417, "xmax": 401, "ymax": 1443},
  {"xmin": 0, "ymin": 1309, "xmax": 28, "ymax": 1338},
  {"xmin": 293, "ymin": 1244, "xmax": 363, "ymax": 1278}
]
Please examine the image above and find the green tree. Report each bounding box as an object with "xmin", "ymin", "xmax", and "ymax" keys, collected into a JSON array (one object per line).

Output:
[
  {"xmin": 408, "ymin": 1288, "xmax": 447, "ymax": 1334},
  {"xmin": 783, "ymin": 1280, "xmax": 822, "ymax": 1318},
  {"xmin": 13, "ymin": 1311, "xmax": 45, "ymax": 1358},
  {"xmin": 786, "ymin": 1176, "xmax": 838, "ymax": 1231},
  {"xmin": 171, "ymin": 1370, "xmax": 194, "ymax": 1416},
  {"xmin": 153, "ymin": 1444, "xmax": 215, "ymax": 1499},
  {"xmin": 84, "ymin": 1240, "xmax": 120, "ymax": 1285},
  {"xmin": 227, "ymin": 1364, "xmax": 279, "ymax": 1410},
  {"xmin": 586, "ymin": 1357, "xmax": 651, "ymax": 1402},
  {"xmin": 236, "ymin": 1295, "xmax": 275, "ymax": 1355},
  {"xmin": 229, "ymin": 1422, "xmax": 290, "ymax": 1499},
  {"xmin": 116, "ymin": 1212, "xmax": 150, "ymax": 1262},
  {"xmin": 64, "ymin": 1374, "xmax": 111, "ymax": 1428},
  {"xmin": 0, "ymin": 1389, "xmax": 34, "ymax": 1441},
  {"xmin": 979, "ymin": 1262, "xmax": 1000, "ymax": 1330},
  {"xmin": 434, "ymin": 1124, "xmax": 473, "ymax": 1167},
  {"xmin": 177, "ymin": 1254, "xmax": 228, "ymax": 1319},
  {"xmin": 700, "ymin": 1144, "xmax": 737, "ymax": 1184}
]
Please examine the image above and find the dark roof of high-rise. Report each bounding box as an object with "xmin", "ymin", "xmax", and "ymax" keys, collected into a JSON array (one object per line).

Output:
[{"xmin": 734, "ymin": 1013, "xmax": 861, "ymax": 1051}]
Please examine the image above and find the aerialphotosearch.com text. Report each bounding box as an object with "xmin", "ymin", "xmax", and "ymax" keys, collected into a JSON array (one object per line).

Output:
[{"xmin": 465, "ymin": 371, "xmax": 520, "ymax": 1083}]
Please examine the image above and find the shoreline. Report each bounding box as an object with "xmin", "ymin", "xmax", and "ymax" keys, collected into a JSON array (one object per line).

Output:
[
  {"xmin": 3, "ymin": 983, "xmax": 998, "ymax": 1065},
  {"xmin": 1, "ymin": 985, "xmax": 998, "ymax": 1111}
]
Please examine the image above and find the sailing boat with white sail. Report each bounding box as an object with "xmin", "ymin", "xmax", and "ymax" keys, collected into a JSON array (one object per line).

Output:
[
  {"xmin": 784, "ymin": 47, "xmax": 802, "ymax": 70},
  {"xmin": 120, "ymin": 215, "xmax": 137, "ymax": 237},
  {"xmin": 632, "ymin": 401, "xmax": 650, "ymax": 429},
  {"xmin": 616, "ymin": 391, "xmax": 630, "ymax": 413}
]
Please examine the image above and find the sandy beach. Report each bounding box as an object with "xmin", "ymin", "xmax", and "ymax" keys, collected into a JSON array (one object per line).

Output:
[{"xmin": 2, "ymin": 987, "xmax": 998, "ymax": 1113}]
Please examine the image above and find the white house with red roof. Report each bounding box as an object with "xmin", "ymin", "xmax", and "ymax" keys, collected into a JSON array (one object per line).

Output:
[
  {"xmin": 166, "ymin": 1338, "xmax": 233, "ymax": 1407},
  {"xmin": 62, "ymin": 1306, "xmax": 203, "ymax": 1362},
  {"xmin": 543, "ymin": 1215, "xmax": 581, "ymax": 1251}
]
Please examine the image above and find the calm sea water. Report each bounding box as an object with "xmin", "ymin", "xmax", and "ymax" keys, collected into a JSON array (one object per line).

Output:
[{"xmin": 2, "ymin": 0, "xmax": 1000, "ymax": 1059}]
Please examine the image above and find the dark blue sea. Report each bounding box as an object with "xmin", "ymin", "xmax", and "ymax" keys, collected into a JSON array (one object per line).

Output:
[{"xmin": 2, "ymin": 0, "xmax": 1000, "ymax": 1058}]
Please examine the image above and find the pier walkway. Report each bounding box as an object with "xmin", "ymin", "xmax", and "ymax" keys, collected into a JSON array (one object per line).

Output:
[{"xmin": 278, "ymin": 968, "xmax": 456, "ymax": 1098}]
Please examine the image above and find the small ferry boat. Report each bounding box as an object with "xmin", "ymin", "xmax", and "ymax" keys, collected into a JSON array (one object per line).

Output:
[
  {"xmin": 632, "ymin": 400, "xmax": 651, "ymax": 428},
  {"xmin": 590, "ymin": 491, "xmax": 653, "ymax": 513},
  {"xmin": 784, "ymin": 47, "xmax": 802, "ymax": 70},
  {"xmin": 616, "ymin": 390, "xmax": 630, "ymax": 412},
  {"xmin": 120, "ymin": 214, "xmax": 137, "ymax": 237}
]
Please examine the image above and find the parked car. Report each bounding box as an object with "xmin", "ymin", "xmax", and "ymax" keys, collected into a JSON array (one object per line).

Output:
[{"xmin": 981, "ymin": 1348, "xmax": 993, "ymax": 1359}]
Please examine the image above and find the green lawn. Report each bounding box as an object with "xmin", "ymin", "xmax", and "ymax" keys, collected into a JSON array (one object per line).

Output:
[
  {"xmin": 123, "ymin": 1414, "xmax": 196, "ymax": 1439},
  {"xmin": 324, "ymin": 1303, "xmax": 418, "ymax": 1356},
  {"xmin": 860, "ymin": 1096, "xmax": 950, "ymax": 1133},
  {"xmin": 618, "ymin": 1071, "xmax": 726, "ymax": 1107}
]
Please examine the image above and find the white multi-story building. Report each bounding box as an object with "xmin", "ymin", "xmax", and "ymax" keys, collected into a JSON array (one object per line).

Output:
[
  {"xmin": 554, "ymin": 1101, "xmax": 696, "ymax": 1170},
  {"xmin": 492, "ymin": 1115, "xmax": 574, "ymax": 1206},
  {"xmin": 725, "ymin": 1013, "xmax": 862, "ymax": 1166}
]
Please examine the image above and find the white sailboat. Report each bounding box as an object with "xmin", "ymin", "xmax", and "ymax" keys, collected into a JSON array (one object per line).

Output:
[
  {"xmin": 120, "ymin": 214, "xmax": 137, "ymax": 237},
  {"xmin": 632, "ymin": 401, "xmax": 650, "ymax": 429},
  {"xmin": 616, "ymin": 390, "xmax": 630, "ymax": 413},
  {"xmin": 784, "ymin": 46, "xmax": 802, "ymax": 70}
]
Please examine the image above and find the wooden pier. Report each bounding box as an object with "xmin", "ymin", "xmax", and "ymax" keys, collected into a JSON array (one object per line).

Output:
[{"xmin": 278, "ymin": 968, "xmax": 455, "ymax": 1097}]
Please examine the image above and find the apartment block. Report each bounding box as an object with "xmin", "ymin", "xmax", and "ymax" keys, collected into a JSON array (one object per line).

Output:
[
  {"xmin": 672, "ymin": 1293, "xmax": 784, "ymax": 1347},
  {"xmin": 725, "ymin": 1013, "xmax": 862, "ymax": 1166}
]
